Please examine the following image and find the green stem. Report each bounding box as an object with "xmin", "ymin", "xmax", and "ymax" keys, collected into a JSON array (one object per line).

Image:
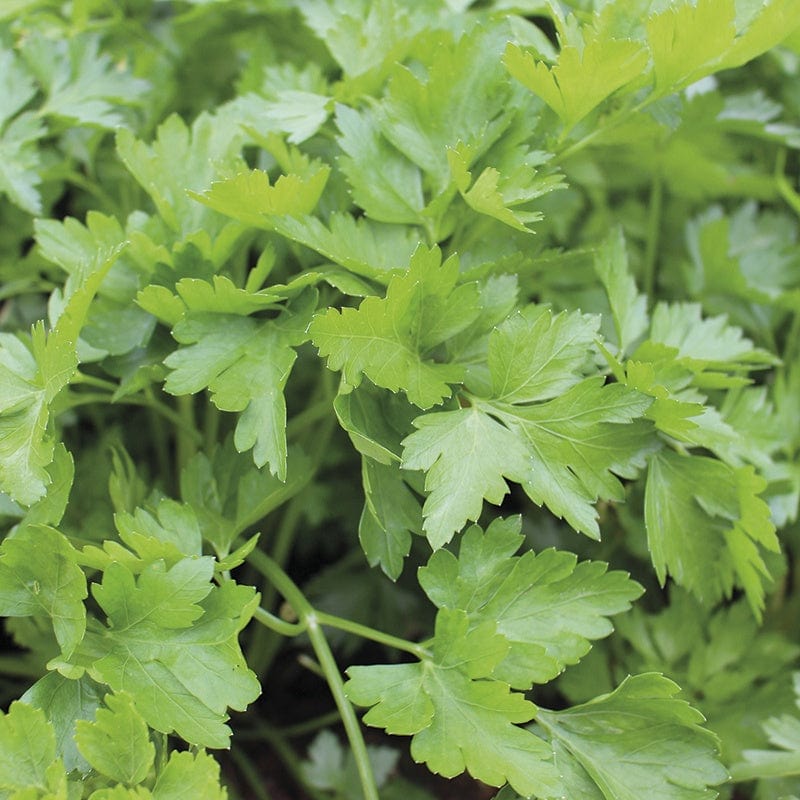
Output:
[
  {"xmin": 253, "ymin": 606, "xmax": 307, "ymax": 638},
  {"xmin": 62, "ymin": 392, "xmax": 202, "ymax": 446},
  {"xmin": 246, "ymin": 550, "xmax": 379, "ymax": 800},
  {"xmin": 144, "ymin": 388, "xmax": 172, "ymax": 491},
  {"xmin": 280, "ymin": 709, "xmax": 344, "ymax": 738},
  {"xmin": 229, "ymin": 747, "xmax": 274, "ymax": 800},
  {"xmin": 256, "ymin": 723, "xmax": 331, "ymax": 800},
  {"xmin": 286, "ymin": 398, "xmax": 334, "ymax": 441},
  {"xmin": 175, "ymin": 394, "xmax": 198, "ymax": 477},
  {"xmin": 643, "ymin": 169, "xmax": 663, "ymax": 302},
  {"xmin": 154, "ymin": 732, "xmax": 169, "ymax": 776},
  {"xmin": 315, "ymin": 610, "xmax": 430, "ymax": 660},
  {"xmin": 553, "ymin": 97, "xmax": 650, "ymax": 166},
  {"xmin": 204, "ymin": 401, "xmax": 221, "ymax": 454},
  {"xmin": 261, "ymin": 498, "xmax": 304, "ymax": 612},
  {"xmin": 305, "ymin": 614, "xmax": 380, "ymax": 800},
  {"xmin": 775, "ymin": 149, "xmax": 800, "ymax": 217},
  {"xmin": 72, "ymin": 372, "xmax": 119, "ymax": 391}
]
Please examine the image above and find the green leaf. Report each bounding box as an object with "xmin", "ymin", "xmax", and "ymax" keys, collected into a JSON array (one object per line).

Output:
[
  {"xmin": 644, "ymin": 449, "xmax": 779, "ymax": 617},
  {"xmin": 345, "ymin": 609, "xmax": 562, "ymax": 797},
  {"xmin": 401, "ymin": 407, "xmax": 531, "ymax": 549},
  {"xmin": 490, "ymin": 379, "xmax": 655, "ymax": 538},
  {"xmin": 377, "ymin": 25, "xmax": 515, "ymax": 188},
  {"xmin": 92, "ymin": 557, "xmax": 214, "ymax": 630},
  {"xmin": 76, "ymin": 693, "xmax": 155, "ymax": 785},
  {"xmin": 117, "ymin": 113, "xmax": 244, "ymax": 236},
  {"xmin": 301, "ymin": 729, "xmax": 400, "ymax": 794},
  {"xmin": 0, "ymin": 240, "xmax": 121, "ymax": 504},
  {"xmin": 270, "ymin": 212, "xmax": 420, "ymax": 281},
  {"xmin": 180, "ymin": 437, "xmax": 312, "ymax": 555},
  {"xmin": 359, "ymin": 457, "xmax": 423, "ymax": 579},
  {"xmin": 419, "ymin": 518, "xmax": 643, "ymax": 688},
  {"xmin": 0, "ymin": 46, "xmax": 42, "ymax": 213},
  {"xmin": 0, "ymin": 110, "xmax": 44, "ymax": 214},
  {"xmin": 646, "ymin": 0, "xmax": 737, "ymax": 95},
  {"xmin": 594, "ymin": 228, "xmax": 649, "ymax": 356},
  {"xmin": 732, "ymin": 674, "xmax": 800, "ymax": 781},
  {"xmin": 539, "ymin": 674, "xmax": 728, "ymax": 799},
  {"xmin": 310, "ymin": 246, "xmax": 477, "ymax": 409},
  {"xmin": 164, "ymin": 293, "xmax": 315, "ymax": 479},
  {"xmin": 0, "ymin": 525, "xmax": 86, "ymax": 657},
  {"xmin": 150, "ymin": 751, "xmax": 227, "ymax": 800},
  {"xmin": 23, "ymin": 33, "xmax": 147, "ymax": 127},
  {"xmin": 21, "ymin": 673, "xmax": 105, "ymax": 774},
  {"xmin": 192, "ymin": 165, "xmax": 330, "ymax": 227},
  {"xmin": 0, "ymin": 702, "xmax": 68, "ymax": 797},
  {"xmin": 336, "ymin": 104, "xmax": 424, "ymax": 224},
  {"xmin": 82, "ymin": 563, "xmax": 260, "ymax": 748},
  {"xmin": 482, "ymin": 306, "xmax": 600, "ymax": 403},
  {"xmin": 446, "ymin": 144, "xmax": 561, "ymax": 234},
  {"xmin": 646, "ymin": 302, "xmax": 777, "ymax": 371},
  {"xmin": 299, "ymin": 0, "xmax": 424, "ymax": 82},
  {"xmin": 503, "ymin": 35, "xmax": 648, "ymax": 129}
]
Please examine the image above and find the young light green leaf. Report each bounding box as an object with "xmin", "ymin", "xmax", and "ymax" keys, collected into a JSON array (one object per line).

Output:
[
  {"xmin": 419, "ymin": 519, "xmax": 643, "ymax": 688},
  {"xmin": 538, "ymin": 673, "xmax": 729, "ymax": 800},
  {"xmin": 76, "ymin": 693, "xmax": 155, "ymax": 785},
  {"xmin": 311, "ymin": 246, "xmax": 477, "ymax": 409},
  {"xmin": 503, "ymin": 36, "xmax": 648, "ymax": 129},
  {"xmin": 345, "ymin": 609, "xmax": 562, "ymax": 797},
  {"xmin": 192, "ymin": 165, "xmax": 330, "ymax": 227},
  {"xmin": 0, "ymin": 525, "xmax": 86, "ymax": 657}
]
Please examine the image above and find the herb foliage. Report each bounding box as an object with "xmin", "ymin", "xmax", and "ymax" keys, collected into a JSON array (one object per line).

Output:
[{"xmin": 1, "ymin": 1, "xmax": 799, "ymax": 798}]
